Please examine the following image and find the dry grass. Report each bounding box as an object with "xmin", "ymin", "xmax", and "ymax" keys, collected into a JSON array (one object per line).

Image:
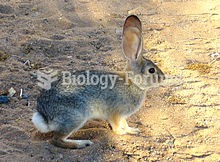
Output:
[{"xmin": 184, "ymin": 63, "xmax": 211, "ymax": 74}]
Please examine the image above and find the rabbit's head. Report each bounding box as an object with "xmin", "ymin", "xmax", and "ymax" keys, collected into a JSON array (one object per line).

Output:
[{"xmin": 122, "ymin": 15, "xmax": 164, "ymax": 89}]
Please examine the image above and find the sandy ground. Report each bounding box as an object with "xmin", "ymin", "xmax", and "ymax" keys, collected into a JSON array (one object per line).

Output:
[{"xmin": 0, "ymin": 0, "xmax": 220, "ymax": 161}]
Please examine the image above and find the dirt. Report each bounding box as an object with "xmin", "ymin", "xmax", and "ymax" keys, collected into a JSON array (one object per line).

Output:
[{"xmin": 0, "ymin": 0, "xmax": 220, "ymax": 161}]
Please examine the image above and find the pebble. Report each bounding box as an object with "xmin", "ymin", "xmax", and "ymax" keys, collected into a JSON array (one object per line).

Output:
[
  {"xmin": 0, "ymin": 96, "xmax": 10, "ymax": 104},
  {"xmin": 115, "ymin": 28, "xmax": 122, "ymax": 35},
  {"xmin": 21, "ymin": 94, "xmax": 30, "ymax": 99},
  {"xmin": 210, "ymin": 52, "xmax": 219, "ymax": 58},
  {"xmin": 0, "ymin": 89, "xmax": 8, "ymax": 96},
  {"xmin": 58, "ymin": 154, "xmax": 63, "ymax": 159},
  {"xmin": 24, "ymin": 60, "xmax": 31, "ymax": 66},
  {"xmin": 8, "ymin": 87, "xmax": 16, "ymax": 97},
  {"xmin": 30, "ymin": 72, "xmax": 37, "ymax": 78}
]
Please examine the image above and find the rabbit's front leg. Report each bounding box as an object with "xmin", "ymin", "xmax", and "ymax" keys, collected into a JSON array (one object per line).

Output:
[
  {"xmin": 108, "ymin": 113, "xmax": 126, "ymax": 135},
  {"xmin": 108, "ymin": 113, "xmax": 140, "ymax": 135},
  {"xmin": 120, "ymin": 118, "xmax": 141, "ymax": 135}
]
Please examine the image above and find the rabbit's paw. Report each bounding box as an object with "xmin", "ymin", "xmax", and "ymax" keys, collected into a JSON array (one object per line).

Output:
[
  {"xmin": 126, "ymin": 127, "xmax": 141, "ymax": 134},
  {"xmin": 52, "ymin": 138, "xmax": 93, "ymax": 149},
  {"xmin": 113, "ymin": 128, "xmax": 127, "ymax": 135},
  {"xmin": 74, "ymin": 140, "xmax": 94, "ymax": 148}
]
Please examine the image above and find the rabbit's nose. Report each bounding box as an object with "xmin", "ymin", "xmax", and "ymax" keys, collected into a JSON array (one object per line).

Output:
[{"xmin": 158, "ymin": 73, "xmax": 165, "ymax": 83}]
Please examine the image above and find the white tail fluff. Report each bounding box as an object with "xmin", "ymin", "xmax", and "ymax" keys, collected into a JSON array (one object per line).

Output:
[{"xmin": 32, "ymin": 112, "xmax": 50, "ymax": 133}]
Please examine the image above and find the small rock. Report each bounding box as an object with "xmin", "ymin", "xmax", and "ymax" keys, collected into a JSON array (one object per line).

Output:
[
  {"xmin": 8, "ymin": 87, "xmax": 16, "ymax": 97},
  {"xmin": 21, "ymin": 94, "xmax": 30, "ymax": 99},
  {"xmin": 42, "ymin": 18, "xmax": 49, "ymax": 23},
  {"xmin": 0, "ymin": 50, "xmax": 9, "ymax": 61},
  {"xmin": 26, "ymin": 101, "xmax": 30, "ymax": 106},
  {"xmin": 115, "ymin": 28, "xmax": 122, "ymax": 35},
  {"xmin": 30, "ymin": 72, "xmax": 37, "ymax": 78},
  {"xmin": 0, "ymin": 89, "xmax": 9, "ymax": 96},
  {"xmin": 24, "ymin": 60, "xmax": 31, "ymax": 66},
  {"xmin": 0, "ymin": 96, "xmax": 10, "ymax": 104},
  {"xmin": 59, "ymin": 153, "xmax": 64, "ymax": 159},
  {"xmin": 128, "ymin": 8, "xmax": 138, "ymax": 15},
  {"xmin": 210, "ymin": 52, "xmax": 219, "ymax": 58}
]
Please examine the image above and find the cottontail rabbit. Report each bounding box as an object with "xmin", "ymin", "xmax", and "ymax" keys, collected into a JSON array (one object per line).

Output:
[{"xmin": 32, "ymin": 15, "xmax": 164, "ymax": 149}]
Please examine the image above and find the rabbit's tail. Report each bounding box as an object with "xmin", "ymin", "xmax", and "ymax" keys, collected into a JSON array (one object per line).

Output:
[{"xmin": 32, "ymin": 112, "xmax": 52, "ymax": 133}]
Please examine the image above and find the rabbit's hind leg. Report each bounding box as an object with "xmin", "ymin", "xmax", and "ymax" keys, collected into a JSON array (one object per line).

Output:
[
  {"xmin": 50, "ymin": 117, "xmax": 93, "ymax": 149},
  {"xmin": 51, "ymin": 131, "xmax": 93, "ymax": 149}
]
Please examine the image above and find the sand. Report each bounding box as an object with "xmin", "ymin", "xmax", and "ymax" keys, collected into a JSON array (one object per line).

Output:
[{"xmin": 0, "ymin": 0, "xmax": 220, "ymax": 161}]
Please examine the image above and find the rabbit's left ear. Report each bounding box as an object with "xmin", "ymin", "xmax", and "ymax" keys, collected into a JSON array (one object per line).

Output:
[{"xmin": 122, "ymin": 15, "xmax": 143, "ymax": 61}]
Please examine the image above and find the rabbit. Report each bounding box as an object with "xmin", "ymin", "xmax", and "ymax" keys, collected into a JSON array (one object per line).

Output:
[{"xmin": 32, "ymin": 15, "xmax": 165, "ymax": 149}]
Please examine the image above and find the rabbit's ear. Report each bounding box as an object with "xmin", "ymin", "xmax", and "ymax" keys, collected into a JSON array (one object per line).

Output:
[{"xmin": 122, "ymin": 15, "xmax": 143, "ymax": 61}]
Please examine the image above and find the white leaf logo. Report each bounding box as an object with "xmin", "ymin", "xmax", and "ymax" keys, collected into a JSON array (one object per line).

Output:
[{"xmin": 37, "ymin": 69, "xmax": 58, "ymax": 90}]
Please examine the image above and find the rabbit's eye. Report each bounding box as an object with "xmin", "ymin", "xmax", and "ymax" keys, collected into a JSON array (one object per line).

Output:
[{"xmin": 148, "ymin": 68, "xmax": 155, "ymax": 74}]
